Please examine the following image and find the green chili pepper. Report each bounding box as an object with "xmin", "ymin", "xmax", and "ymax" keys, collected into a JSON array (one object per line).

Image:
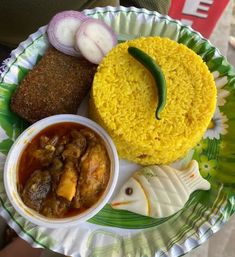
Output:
[{"xmin": 128, "ymin": 46, "xmax": 167, "ymax": 120}]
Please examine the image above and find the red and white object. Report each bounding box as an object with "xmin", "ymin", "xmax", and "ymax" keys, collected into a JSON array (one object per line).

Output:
[{"xmin": 169, "ymin": 0, "xmax": 230, "ymax": 38}]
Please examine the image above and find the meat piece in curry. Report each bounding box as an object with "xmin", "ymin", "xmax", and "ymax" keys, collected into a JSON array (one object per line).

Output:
[
  {"xmin": 40, "ymin": 193, "xmax": 70, "ymax": 218},
  {"xmin": 78, "ymin": 142, "xmax": 110, "ymax": 207},
  {"xmin": 21, "ymin": 170, "xmax": 51, "ymax": 212},
  {"xmin": 18, "ymin": 122, "xmax": 110, "ymax": 218}
]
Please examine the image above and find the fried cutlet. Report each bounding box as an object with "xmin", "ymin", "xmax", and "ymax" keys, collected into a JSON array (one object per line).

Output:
[{"xmin": 11, "ymin": 47, "xmax": 97, "ymax": 123}]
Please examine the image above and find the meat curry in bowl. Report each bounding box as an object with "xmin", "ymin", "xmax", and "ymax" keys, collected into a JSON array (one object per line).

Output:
[{"xmin": 4, "ymin": 115, "xmax": 119, "ymax": 228}]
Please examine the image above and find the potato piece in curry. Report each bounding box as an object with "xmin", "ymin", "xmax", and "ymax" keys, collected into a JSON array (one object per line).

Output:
[{"xmin": 18, "ymin": 122, "xmax": 110, "ymax": 218}]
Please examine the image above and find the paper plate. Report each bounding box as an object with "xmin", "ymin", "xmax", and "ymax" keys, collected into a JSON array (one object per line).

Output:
[{"xmin": 0, "ymin": 6, "xmax": 235, "ymax": 257}]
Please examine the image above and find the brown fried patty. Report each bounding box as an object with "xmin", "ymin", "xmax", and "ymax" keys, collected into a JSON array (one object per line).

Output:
[{"xmin": 11, "ymin": 47, "xmax": 97, "ymax": 123}]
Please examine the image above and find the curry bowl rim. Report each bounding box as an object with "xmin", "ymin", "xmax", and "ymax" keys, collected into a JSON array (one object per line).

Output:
[{"xmin": 3, "ymin": 114, "xmax": 119, "ymax": 228}]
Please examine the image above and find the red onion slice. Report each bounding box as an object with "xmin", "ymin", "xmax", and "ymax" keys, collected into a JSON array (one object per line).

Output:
[
  {"xmin": 47, "ymin": 10, "xmax": 88, "ymax": 56},
  {"xmin": 75, "ymin": 18, "xmax": 117, "ymax": 64}
]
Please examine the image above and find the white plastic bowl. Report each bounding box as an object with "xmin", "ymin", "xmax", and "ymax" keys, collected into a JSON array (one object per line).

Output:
[{"xmin": 4, "ymin": 114, "xmax": 119, "ymax": 228}]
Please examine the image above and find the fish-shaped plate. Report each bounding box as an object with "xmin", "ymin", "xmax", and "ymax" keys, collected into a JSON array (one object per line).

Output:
[
  {"xmin": 0, "ymin": 6, "xmax": 235, "ymax": 257},
  {"xmin": 112, "ymin": 161, "xmax": 211, "ymax": 218}
]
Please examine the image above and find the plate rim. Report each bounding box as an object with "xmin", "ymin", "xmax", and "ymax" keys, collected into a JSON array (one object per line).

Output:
[{"xmin": 0, "ymin": 5, "xmax": 234, "ymax": 257}]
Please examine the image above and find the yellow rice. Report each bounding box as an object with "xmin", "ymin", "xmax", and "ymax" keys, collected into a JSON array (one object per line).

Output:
[{"xmin": 89, "ymin": 37, "xmax": 217, "ymax": 165}]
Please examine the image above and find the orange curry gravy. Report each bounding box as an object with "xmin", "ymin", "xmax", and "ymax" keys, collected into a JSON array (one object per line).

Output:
[{"xmin": 18, "ymin": 122, "xmax": 110, "ymax": 218}]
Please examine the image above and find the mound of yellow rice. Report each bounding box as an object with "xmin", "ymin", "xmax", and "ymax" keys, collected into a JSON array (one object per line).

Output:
[{"xmin": 90, "ymin": 37, "xmax": 217, "ymax": 165}]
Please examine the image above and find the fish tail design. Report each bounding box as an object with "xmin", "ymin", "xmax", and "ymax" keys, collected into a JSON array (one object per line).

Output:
[{"xmin": 178, "ymin": 160, "xmax": 211, "ymax": 193}]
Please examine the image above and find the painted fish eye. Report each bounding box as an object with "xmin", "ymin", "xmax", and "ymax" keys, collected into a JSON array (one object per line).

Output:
[{"xmin": 125, "ymin": 187, "xmax": 133, "ymax": 195}]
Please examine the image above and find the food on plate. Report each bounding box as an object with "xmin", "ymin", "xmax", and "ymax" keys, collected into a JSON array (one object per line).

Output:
[
  {"xmin": 56, "ymin": 160, "xmax": 79, "ymax": 201},
  {"xmin": 47, "ymin": 10, "xmax": 88, "ymax": 56},
  {"xmin": 128, "ymin": 46, "xmax": 166, "ymax": 120},
  {"xmin": 47, "ymin": 11, "xmax": 117, "ymax": 63},
  {"xmin": 111, "ymin": 160, "xmax": 210, "ymax": 218},
  {"xmin": 75, "ymin": 18, "xmax": 118, "ymax": 64},
  {"xmin": 90, "ymin": 37, "xmax": 217, "ymax": 165},
  {"xmin": 11, "ymin": 47, "xmax": 97, "ymax": 123},
  {"xmin": 18, "ymin": 122, "xmax": 110, "ymax": 218}
]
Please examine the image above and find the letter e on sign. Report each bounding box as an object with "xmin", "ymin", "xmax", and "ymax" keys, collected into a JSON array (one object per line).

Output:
[
  {"xmin": 182, "ymin": 0, "xmax": 213, "ymax": 18},
  {"xmin": 169, "ymin": 0, "xmax": 230, "ymax": 38}
]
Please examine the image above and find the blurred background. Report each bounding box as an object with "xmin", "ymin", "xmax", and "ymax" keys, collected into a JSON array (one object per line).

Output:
[
  {"xmin": 168, "ymin": 0, "xmax": 235, "ymax": 68},
  {"xmin": 0, "ymin": 0, "xmax": 235, "ymax": 67}
]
